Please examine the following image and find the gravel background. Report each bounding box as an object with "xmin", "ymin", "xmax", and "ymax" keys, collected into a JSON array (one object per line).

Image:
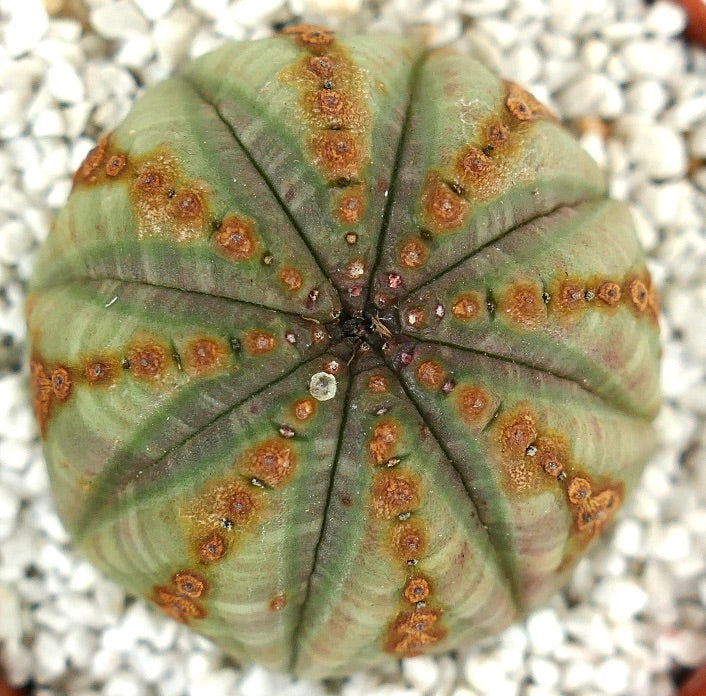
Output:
[{"xmin": 1, "ymin": 0, "xmax": 705, "ymax": 695}]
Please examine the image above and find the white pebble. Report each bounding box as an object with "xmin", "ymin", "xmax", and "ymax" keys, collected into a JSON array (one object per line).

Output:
[
  {"xmin": 612, "ymin": 517, "xmax": 643, "ymax": 556},
  {"xmin": 0, "ymin": 584, "xmax": 22, "ymax": 642},
  {"xmin": 526, "ymin": 608, "xmax": 565, "ymax": 655},
  {"xmin": 622, "ymin": 121, "xmax": 687, "ymax": 179},
  {"xmin": 138, "ymin": 0, "xmax": 175, "ymax": 20},
  {"xmin": 556, "ymin": 72, "xmax": 614, "ymax": 117},
  {"xmin": 652, "ymin": 523, "xmax": 691, "ymax": 562},
  {"xmin": 34, "ymin": 630, "xmax": 68, "ymax": 682},
  {"xmin": 626, "ymin": 80, "xmax": 669, "ymax": 119},
  {"xmin": 592, "ymin": 578, "xmax": 648, "ymax": 621},
  {"xmin": 463, "ymin": 654, "xmax": 516, "ymax": 695},
  {"xmin": 592, "ymin": 657, "xmax": 630, "ymax": 695},
  {"xmin": 154, "ymin": 9, "xmax": 200, "ymax": 71},
  {"xmin": 644, "ymin": 0, "xmax": 687, "ymax": 37},
  {"xmin": 45, "ymin": 61, "xmax": 85, "ymax": 104},
  {"xmin": 104, "ymin": 671, "xmax": 146, "ymax": 696},
  {"xmin": 90, "ymin": 0, "xmax": 149, "ymax": 39},
  {"xmin": 528, "ymin": 657, "xmax": 560, "ymax": 687},
  {"xmin": 403, "ymin": 655, "xmax": 439, "ymax": 693}
]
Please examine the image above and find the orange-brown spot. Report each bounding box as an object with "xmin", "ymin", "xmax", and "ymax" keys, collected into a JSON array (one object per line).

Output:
[
  {"xmin": 385, "ymin": 607, "xmax": 445, "ymax": 656},
  {"xmin": 627, "ymin": 278, "xmax": 649, "ymax": 313},
  {"xmin": 127, "ymin": 343, "xmax": 167, "ymax": 379},
  {"xmin": 406, "ymin": 307, "xmax": 426, "ymax": 328},
  {"xmin": 186, "ymin": 338, "xmax": 227, "ymax": 375},
  {"xmin": 279, "ymin": 266, "xmax": 303, "ymax": 292},
  {"xmin": 505, "ymin": 82, "xmax": 552, "ymax": 121},
  {"xmin": 312, "ymin": 131, "xmax": 360, "ymax": 181},
  {"xmin": 197, "ymin": 532, "xmax": 226, "ymax": 563},
  {"xmin": 457, "ymin": 145, "xmax": 490, "ymax": 180},
  {"xmin": 307, "ymin": 55, "xmax": 335, "ymax": 79},
  {"xmin": 153, "ymin": 586, "xmax": 205, "ymax": 622},
  {"xmin": 171, "ymin": 188, "xmax": 203, "ymax": 220},
  {"xmin": 73, "ymin": 134, "xmax": 108, "ymax": 184},
  {"xmin": 451, "ymin": 292, "xmax": 484, "ymax": 321},
  {"xmin": 499, "ymin": 407, "xmax": 537, "ymax": 456},
  {"xmin": 487, "ymin": 122, "xmax": 510, "ymax": 147},
  {"xmin": 556, "ymin": 280, "xmax": 586, "ymax": 313},
  {"xmin": 282, "ymin": 24, "xmax": 335, "ymax": 50},
  {"xmin": 172, "ymin": 571, "xmax": 207, "ymax": 598},
  {"xmin": 30, "ymin": 358, "xmax": 52, "ymax": 434},
  {"xmin": 368, "ymin": 419, "xmax": 401, "ymax": 464},
  {"xmin": 244, "ymin": 330, "xmax": 276, "ymax": 356},
  {"xmin": 135, "ymin": 168, "xmax": 167, "ymax": 195},
  {"xmin": 344, "ymin": 259, "xmax": 365, "ymax": 279},
  {"xmin": 416, "ymin": 360, "xmax": 445, "ymax": 391},
  {"xmin": 390, "ymin": 520, "xmax": 427, "ymax": 559},
  {"xmin": 456, "ymin": 385, "xmax": 492, "ymax": 427},
  {"xmin": 244, "ymin": 438, "xmax": 296, "ymax": 488},
  {"xmin": 311, "ymin": 89, "xmax": 353, "ymax": 127},
  {"xmin": 84, "ymin": 358, "xmax": 116, "ymax": 384},
  {"xmin": 336, "ymin": 186, "xmax": 365, "ymax": 224},
  {"xmin": 403, "ymin": 577, "xmax": 431, "ymax": 603},
  {"xmin": 224, "ymin": 486, "xmax": 257, "ymax": 525},
  {"xmin": 105, "ymin": 153, "xmax": 127, "ymax": 177},
  {"xmin": 214, "ymin": 216, "xmax": 257, "ymax": 261},
  {"xmin": 577, "ymin": 487, "xmax": 621, "ymax": 532},
  {"xmin": 367, "ymin": 374, "xmax": 388, "ymax": 394},
  {"xmin": 269, "ymin": 594, "xmax": 287, "ymax": 612},
  {"xmin": 371, "ymin": 471, "xmax": 420, "ymax": 519},
  {"xmin": 500, "ymin": 283, "xmax": 545, "ymax": 329},
  {"xmin": 596, "ymin": 281, "xmax": 621, "ymax": 306},
  {"xmin": 567, "ymin": 477, "xmax": 592, "ymax": 505},
  {"xmin": 50, "ymin": 367, "xmax": 72, "ymax": 401},
  {"xmin": 421, "ymin": 174, "xmax": 468, "ymax": 231},
  {"xmin": 399, "ymin": 238, "xmax": 428, "ymax": 269},
  {"xmin": 534, "ymin": 434, "xmax": 569, "ymax": 479},
  {"xmin": 293, "ymin": 397, "xmax": 316, "ymax": 421}
]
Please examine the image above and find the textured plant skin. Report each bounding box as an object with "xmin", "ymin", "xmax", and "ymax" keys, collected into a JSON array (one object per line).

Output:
[{"xmin": 26, "ymin": 26, "xmax": 660, "ymax": 679}]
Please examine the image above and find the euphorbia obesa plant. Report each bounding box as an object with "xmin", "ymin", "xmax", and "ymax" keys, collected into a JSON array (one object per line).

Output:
[{"xmin": 27, "ymin": 26, "xmax": 660, "ymax": 679}]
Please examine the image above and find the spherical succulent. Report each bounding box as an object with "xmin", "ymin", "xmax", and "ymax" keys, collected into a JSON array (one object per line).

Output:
[{"xmin": 26, "ymin": 26, "xmax": 660, "ymax": 679}]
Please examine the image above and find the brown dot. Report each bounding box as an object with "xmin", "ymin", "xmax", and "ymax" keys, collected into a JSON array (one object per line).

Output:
[
  {"xmin": 198, "ymin": 533, "xmax": 226, "ymax": 563},
  {"xmin": 345, "ymin": 232, "xmax": 358, "ymax": 245},
  {"xmin": 153, "ymin": 586, "xmax": 205, "ymax": 622},
  {"xmin": 172, "ymin": 571, "xmax": 207, "ymax": 598},
  {"xmin": 127, "ymin": 343, "xmax": 167, "ymax": 379},
  {"xmin": 577, "ymin": 487, "xmax": 621, "ymax": 532},
  {"xmin": 269, "ymin": 594, "xmax": 287, "ymax": 612},
  {"xmin": 596, "ymin": 281, "xmax": 621, "ymax": 306},
  {"xmin": 171, "ymin": 189, "xmax": 203, "ymax": 220},
  {"xmin": 186, "ymin": 338, "xmax": 227, "ymax": 375},
  {"xmin": 336, "ymin": 189, "xmax": 365, "ymax": 224},
  {"xmin": 451, "ymin": 292, "xmax": 484, "ymax": 320},
  {"xmin": 30, "ymin": 359, "xmax": 52, "ymax": 434},
  {"xmin": 293, "ymin": 397, "xmax": 316, "ymax": 421},
  {"xmin": 567, "ymin": 477, "xmax": 592, "ymax": 505},
  {"xmin": 312, "ymin": 131, "xmax": 360, "ymax": 180},
  {"xmin": 344, "ymin": 259, "xmax": 365, "ymax": 279},
  {"xmin": 456, "ymin": 385, "xmax": 491, "ymax": 426},
  {"xmin": 415, "ymin": 360, "xmax": 445, "ymax": 391},
  {"xmin": 406, "ymin": 307, "xmax": 426, "ymax": 328},
  {"xmin": 399, "ymin": 238, "xmax": 428, "ymax": 269},
  {"xmin": 223, "ymin": 485, "xmax": 257, "ymax": 525},
  {"xmin": 84, "ymin": 359, "xmax": 116, "ymax": 384},
  {"xmin": 311, "ymin": 89, "xmax": 353, "ymax": 127},
  {"xmin": 403, "ymin": 577, "xmax": 431, "ymax": 603},
  {"xmin": 135, "ymin": 168, "xmax": 166, "ymax": 194},
  {"xmin": 391, "ymin": 520, "xmax": 427, "ymax": 559},
  {"xmin": 244, "ymin": 438, "xmax": 296, "ymax": 488},
  {"xmin": 628, "ymin": 278, "xmax": 649, "ymax": 313},
  {"xmin": 500, "ymin": 283, "xmax": 545, "ymax": 329},
  {"xmin": 307, "ymin": 55, "xmax": 335, "ymax": 79},
  {"xmin": 371, "ymin": 471, "xmax": 420, "ymax": 519},
  {"xmin": 74, "ymin": 134, "xmax": 108, "ymax": 184},
  {"xmin": 390, "ymin": 606, "xmax": 442, "ymax": 636},
  {"xmin": 244, "ymin": 330, "xmax": 275, "ymax": 355},
  {"xmin": 487, "ymin": 122, "xmax": 509, "ymax": 146},
  {"xmin": 279, "ymin": 266, "xmax": 303, "ymax": 292},
  {"xmin": 457, "ymin": 145, "xmax": 490, "ymax": 180},
  {"xmin": 534, "ymin": 434, "xmax": 570, "ymax": 479},
  {"xmin": 105, "ymin": 153, "xmax": 127, "ymax": 177},
  {"xmin": 499, "ymin": 408, "xmax": 537, "ymax": 456},
  {"xmin": 282, "ymin": 24, "xmax": 335, "ymax": 49},
  {"xmin": 367, "ymin": 374, "xmax": 388, "ymax": 394},
  {"xmin": 50, "ymin": 367, "xmax": 72, "ymax": 401},
  {"xmin": 421, "ymin": 175, "xmax": 468, "ymax": 231},
  {"xmin": 214, "ymin": 216, "xmax": 257, "ymax": 261},
  {"xmin": 368, "ymin": 419, "xmax": 401, "ymax": 465},
  {"xmin": 556, "ymin": 280, "xmax": 586, "ymax": 313},
  {"xmin": 505, "ymin": 82, "xmax": 549, "ymax": 121}
]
